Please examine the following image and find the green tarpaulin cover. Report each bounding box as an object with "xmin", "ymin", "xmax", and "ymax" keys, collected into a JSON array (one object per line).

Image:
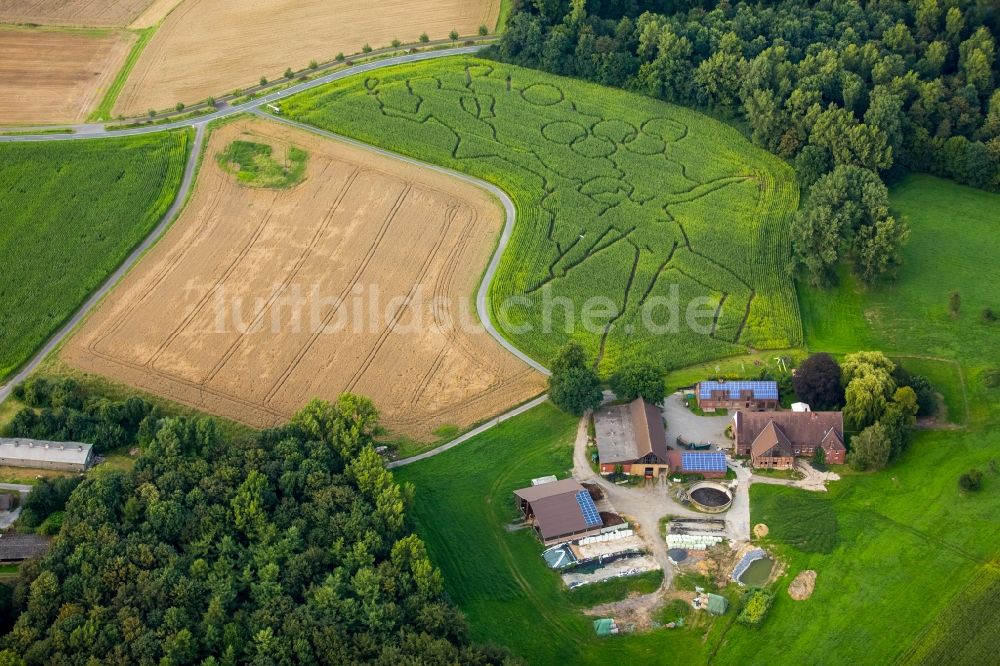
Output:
[{"xmin": 593, "ymin": 618, "xmax": 615, "ymax": 636}]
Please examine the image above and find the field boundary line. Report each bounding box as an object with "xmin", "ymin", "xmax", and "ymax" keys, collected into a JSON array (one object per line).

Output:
[{"xmin": 387, "ymin": 394, "xmax": 549, "ymax": 468}]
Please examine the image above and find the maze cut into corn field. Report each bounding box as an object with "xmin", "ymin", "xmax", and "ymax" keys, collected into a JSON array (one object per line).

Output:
[
  {"xmin": 0, "ymin": 131, "xmax": 190, "ymax": 380},
  {"xmin": 282, "ymin": 57, "xmax": 802, "ymax": 373}
]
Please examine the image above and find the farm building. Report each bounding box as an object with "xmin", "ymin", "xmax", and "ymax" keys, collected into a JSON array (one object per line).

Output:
[
  {"xmin": 0, "ymin": 535, "xmax": 50, "ymax": 563},
  {"xmin": 513, "ymin": 478, "xmax": 605, "ymax": 545},
  {"xmin": 0, "ymin": 438, "xmax": 94, "ymax": 472},
  {"xmin": 594, "ymin": 398, "xmax": 670, "ymax": 477},
  {"xmin": 696, "ymin": 380, "xmax": 779, "ymax": 411},
  {"xmin": 733, "ymin": 411, "xmax": 846, "ymax": 469},
  {"xmin": 666, "ymin": 451, "xmax": 728, "ymax": 478}
]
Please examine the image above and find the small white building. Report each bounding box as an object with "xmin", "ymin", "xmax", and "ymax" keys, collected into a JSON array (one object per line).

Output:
[{"xmin": 0, "ymin": 439, "xmax": 94, "ymax": 472}]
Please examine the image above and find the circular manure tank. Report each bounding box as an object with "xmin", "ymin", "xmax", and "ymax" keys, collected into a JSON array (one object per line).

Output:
[{"xmin": 688, "ymin": 481, "xmax": 734, "ymax": 513}]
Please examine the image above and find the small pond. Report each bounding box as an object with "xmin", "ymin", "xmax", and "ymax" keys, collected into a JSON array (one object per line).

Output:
[{"xmin": 738, "ymin": 557, "xmax": 774, "ymax": 587}]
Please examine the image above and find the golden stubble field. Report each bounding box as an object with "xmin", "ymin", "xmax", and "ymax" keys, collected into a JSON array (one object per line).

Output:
[
  {"xmin": 0, "ymin": 26, "xmax": 135, "ymax": 124},
  {"xmin": 0, "ymin": 0, "xmax": 171, "ymax": 27},
  {"xmin": 113, "ymin": 0, "xmax": 499, "ymax": 115},
  {"xmin": 63, "ymin": 118, "xmax": 544, "ymax": 439}
]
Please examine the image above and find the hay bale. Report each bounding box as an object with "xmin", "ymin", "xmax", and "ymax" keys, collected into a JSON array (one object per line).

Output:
[
  {"xmin": 753, "ymin": 523, "xmax": 769, "ymax": 538},
  {"xmin": 788, "ymin": 570, "xmax": 816, "ymax": 600}
]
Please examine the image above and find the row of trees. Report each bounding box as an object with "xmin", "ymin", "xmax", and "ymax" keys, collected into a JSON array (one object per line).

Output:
[
  {"xmin": 0, "ymin": 386, "xmax": 509, "ymax": 665},
  {"xmin": 494, "ymin": 0, "xmax": 1000, "ymax": 284}
]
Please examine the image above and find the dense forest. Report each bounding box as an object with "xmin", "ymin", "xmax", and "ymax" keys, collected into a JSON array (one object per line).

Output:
[
  {"xmin": 494, "ymin": 0, "xmax": 999, "ymax": 283},
  {"xmin": 0, "ymin": 391, "xmax": 510, "ymax": 665}
]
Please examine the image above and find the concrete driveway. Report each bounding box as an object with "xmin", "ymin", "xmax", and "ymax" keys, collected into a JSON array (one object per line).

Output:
[
  {"xmin": 572, "ymin": 417, "xmax": 705, "ymax": 590},
  {"xmin": 661, "ymin": 392, "xmax": 733, "ymax": 450}
]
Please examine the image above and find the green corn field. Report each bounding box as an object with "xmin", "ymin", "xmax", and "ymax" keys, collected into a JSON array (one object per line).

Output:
[
  {"xmin": 0, "ymin": 130, "xmax": 190, "ymax": 379},
  {"xmin": 282, "ymin": 58, "xmax": 802, "ymax": 373}
]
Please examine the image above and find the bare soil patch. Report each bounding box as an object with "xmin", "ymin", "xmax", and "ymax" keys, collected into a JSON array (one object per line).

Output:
[
  {"xmin": 0, "ymin": 0, "xmax": 157, "ymax": 27},
  {"xmin": 63, "ymin": 118, "xmax": 544, "ymax": 440},
  {"xmin": 753, "ymin": 523, "xmax": 769, "ymax": 538},
  {"xmin": 0, "ymin": 26, "xmax": 134, "ymax": 124},
  {"xmin": 788, "ymin": 570, "xmax": 816, "ymax": 600},
  {"xmin": 113, "ymin": 0, "xmax": 499, "ymax": 115}
]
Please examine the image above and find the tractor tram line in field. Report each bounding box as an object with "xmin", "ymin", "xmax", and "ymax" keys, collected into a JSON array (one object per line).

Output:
[
  {"xmin": 0, "ymin": 43, "xmax": 797, "ymax": 461},
  {"xmin": 0, "ymin": 46, "xmax": 516, "ymax": 409}
]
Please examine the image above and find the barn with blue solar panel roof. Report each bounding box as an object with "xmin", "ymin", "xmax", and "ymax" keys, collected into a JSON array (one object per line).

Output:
[{"xmin": 696, "ymin": 380, "xmax": 779, "ymax": 412}]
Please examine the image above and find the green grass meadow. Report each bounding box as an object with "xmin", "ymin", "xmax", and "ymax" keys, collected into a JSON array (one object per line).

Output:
[
  {"xmin": 394, "ymin": 402, "xmax": 724, "ymax": 664},
  {"xmin": 281, "ymin": 57, "xmax": 801, "ymax": 374},
  {"xmin": 393, "ymin": 173, "xmax": 1000, "ymax": 664},
  {"xmin": 798, "ymin": 173, "xmax": 1000, "ymax": 423},
  {"xmin": 0, "ymin": 130, "xmax": 190, "ymax": 380}
]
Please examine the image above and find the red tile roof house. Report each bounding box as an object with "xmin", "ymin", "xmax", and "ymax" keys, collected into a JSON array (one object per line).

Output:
[
  {"xmin": 593, "ymin": 398, "xmax": 670, "ymax": 478},
  {"xmin": 734, "ymin": 411, "xmax": 846, "ymax": 469},
  {"xmin": 513, "ymin": 479, "xmax": 605, "ymax": 545},
  {"xmin": 696, "ymin": 380, "xmax": 779, "ymax": 412}
]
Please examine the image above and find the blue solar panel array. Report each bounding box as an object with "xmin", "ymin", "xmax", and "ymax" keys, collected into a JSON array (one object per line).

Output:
[
  {"xmin": 575, "ymin": 491, "xmax": 603, "ymax": 527},
  {"xmin": 682, "ymin": 452, "xmax": 727, "ymax": 473},
  {"xmin": 698, "ymin": 380, "xmax": 778, "ymax": 400}
]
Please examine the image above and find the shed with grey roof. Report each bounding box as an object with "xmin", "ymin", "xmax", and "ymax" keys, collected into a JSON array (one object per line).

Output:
[
  {"xmin": 594, "ymin": 398, "xmax": 670, "ymax": 478},
  {"xmin": 0, "ymin": 438, "xmax": 94, "ymax": 472},
  {"xmin": 0, "ymin": 535, "xmax": 50, "ymax": 562}
]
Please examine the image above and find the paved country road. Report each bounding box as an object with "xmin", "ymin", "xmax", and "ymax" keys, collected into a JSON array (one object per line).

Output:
[
  {"xmin": 0, "ymin": 46, "xmax": 485, "ymax": 143},
  {"xmin": 257, "ymin": 109, "xmax": 549, "ymax": 378},
  {"xmin": 0, "ymin": 44, "xmax": 551, "ymax": 465}
]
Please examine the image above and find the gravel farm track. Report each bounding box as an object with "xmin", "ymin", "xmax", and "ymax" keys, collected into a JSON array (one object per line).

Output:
[{"xmin": 0, "ymin": 45, "xmax": 551, "ymax": 459}]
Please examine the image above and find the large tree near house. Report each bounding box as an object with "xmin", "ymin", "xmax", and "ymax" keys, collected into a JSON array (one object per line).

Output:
[{"xmin": 792, "ymin": 353, "xmax": 844, "ymax": 410}]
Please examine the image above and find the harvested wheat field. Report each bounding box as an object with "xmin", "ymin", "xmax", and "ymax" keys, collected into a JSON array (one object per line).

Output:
[
  {"xmin": 63, "ymin": 117, "xmax": 544, "ymax": 440},
  {"xmin": 113, "ymin": 0, "xmax": 499, "ymax": 114},
  {"xmin": 0, "ymin": 26, "xmax": 134, "ymax": 124},
  {"xmin": 0, "ymin": 0, "xmax": 160, "ymax": 27}
]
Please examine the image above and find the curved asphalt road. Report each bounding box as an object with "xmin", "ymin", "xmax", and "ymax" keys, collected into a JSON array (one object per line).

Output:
[
  {"xmin": 256, "ymin": 110, "xmax": 548, "ymax": 377},
  {"xmin": 0, "ymin": 44, "xmax": 550, "ymax": 452}
]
